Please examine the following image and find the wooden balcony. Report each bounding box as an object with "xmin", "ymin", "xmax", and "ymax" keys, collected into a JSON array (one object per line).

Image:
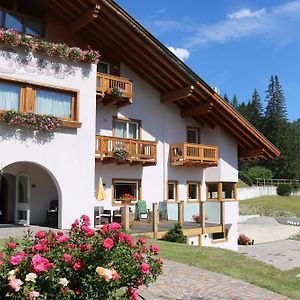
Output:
[
  {"xmin": 96, "ymin": 73, "xmax": 133, "ymax": 107},
  {"xmin": 95, "ymin": 135, "xmax": 157, "ymax": 166},
  {"xmin": 170, "ymin": 143, "xmax": 218, "ymax": 167}
]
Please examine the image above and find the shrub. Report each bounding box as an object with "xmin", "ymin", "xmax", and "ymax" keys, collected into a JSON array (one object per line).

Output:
[
  {"xmin": 237, "ymin": 234, "xmax": 252, "ymax": 245},
  {"xmin": 0, "ymin": 215, "xmax": 162, "ymax": 299},
  {"xmin": 277, "ymin": 183, "xmax": 293, "ymax": 196},
  {"xmin": 161, "ymin": 223, "xmax": 186, "ymax": 243},
  {"xmin": 239, "ymin": 171, "xmax": 253, "ymax": 186},
  {"xmin": 248, "ymin": 166, "xmax": 272, "ymax": 182}
]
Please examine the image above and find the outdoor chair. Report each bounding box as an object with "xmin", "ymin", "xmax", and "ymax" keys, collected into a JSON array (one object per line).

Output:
[
  {"xmin": 94, "ymin": 206, "xmax": 112, "ymax": 226},
  {"xmin": 47, "ymin": 200, "xmax": 58, "ymax": 228},
  {"xmin": 136, "ymin": 200, "xmax": 149, "ymax": 220},
  {"xmin": 113, "ymin": 209, "xmax": 122, "ymax": 223},
  {"xmin": 158, "ymin": 201, "xmax": 168, "ymax": 221}
]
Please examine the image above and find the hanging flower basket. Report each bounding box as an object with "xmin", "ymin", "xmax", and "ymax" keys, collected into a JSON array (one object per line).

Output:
[
  {"xmin": 112, "ymin": 147, "xmax": 129, "ymax": 161},
  {"xmin": 119, "ymin": 194, "xmax": 136, "ymax": 204},
  {"xmin": 109, "ymin": 86, "xmax": 125, "ymax": 100}
]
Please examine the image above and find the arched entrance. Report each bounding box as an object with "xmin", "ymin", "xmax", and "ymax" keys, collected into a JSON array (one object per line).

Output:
[
  {"xmin": 1, "ymin": 161, "xmax": 61, "ymax": 227},
  {"xmin": 0, "ymin": 176, "xmax": 8, "ymax": 223}
]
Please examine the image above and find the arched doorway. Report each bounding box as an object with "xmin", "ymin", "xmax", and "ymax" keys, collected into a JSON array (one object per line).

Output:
[
  {"xmin": 0, "ymin": 176, "xmax": 8, "ymax": 223},
  {"xmin": 2, "ymin": 161, "xmax": 61, "ymax": 227}
]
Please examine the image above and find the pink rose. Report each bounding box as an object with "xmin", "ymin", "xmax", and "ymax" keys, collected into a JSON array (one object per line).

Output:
[
  {"xmin": 101, "ymin": 225, "xmax": 108, "ymax": 234},
  {"xmin": 10, "ymin": 253, "xmax": 25, "ymax": 265},
  {"xmin": 35, "ymin": 231, "xmax": 46, "ymax": 239},
  {"xmin": 73, "ymin": 259, "xmax": 84, "ymax": 271},
  {"xmin": 63, "ymin": 253, "xmax": 72, "ymax": 262},
  {"xmin": 109, "ymin": 222, "xmax": 121, "ymax": 231},
  {"xmin": 137, "ymin": 238, "xmax": 147, "ymax": 244},
  {"xmin": 80, "ymin": 244, "xmax": 92, "ymax": 252},
  {"xmin": 57, "ymin": 235, "xmax": 69, "ymax": 243},
  {"xmin": 32, "ymin": 254, "xmax": 53, "ymax": 273},
  {"xmin": 82, "ymin": 225, "xmax": 95, "ymax": 237},
  {"xmin": 32, "ymin": 243, "xmax": 47, "ymax": 252},
  {"xmin": 7, "ymin": 243, "xmax": 17, "ymax": 249},
  {"xmin": 141, "ymin": 262, "xmax": 150, "ymax": 275},
  {"xmin": 150, "ymin": 244, "xmax": 159, "ymax": 254},
  {"xmin": 8, "ymin": 278, "xmax": 23, "ymax": 292},
  {"xmin": 118, "ymin": 232, "xmax": 125, "ymax": 243},
  {"xmin": 71, "ymin": 219, "xmax": 79, "ymax": 228},
  {"xmin": 124, "ymin": 235, "xmax": 134, "ymax": 246},
  {"xmin": 112, "ymin": 273, "xmax": 121, "ymax": 281},
  {"xmin": 129, "ymin": 287, "xmax": 139, "ymax": 300},
  {"xmin": 28, "ymin": 291, "xmax": 40, "ymax": 299},
  {"xmin": 103, "ymin": 238, "xmax": 114, "ymax": 250},
  {"xmin": 81, "ymin": 215, "xmax": 91, "ymax": 226},
  {"xmin": 67, "ymin": 243, "xmax": 76, "ymax": 249}
]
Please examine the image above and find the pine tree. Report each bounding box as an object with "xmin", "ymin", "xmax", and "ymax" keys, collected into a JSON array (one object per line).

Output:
[
  {"xmin": 231, "ymin": 95, "xmax": 239, "ymax": 109},
  {"xmin": 223, "ymin": 94, "xmax": 229, "ymax": 103},
  {"xmin": 248, "ymin": 89, "xmax": 263, "ymax": 130}
]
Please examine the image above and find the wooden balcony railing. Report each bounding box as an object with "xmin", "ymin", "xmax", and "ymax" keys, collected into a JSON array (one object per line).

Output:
[
  {"xmin": 96, "ymin": 73, "xmax": 133, "ymax": 106},
  {"xmin": 95, "ymin": 135, "xmax": 157, "ymax": 166},
  {"xmin": 170, "ymin": 142, "xmax": 218, "ymax": 167}
]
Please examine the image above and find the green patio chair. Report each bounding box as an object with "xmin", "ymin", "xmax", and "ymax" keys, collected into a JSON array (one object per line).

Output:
[
  {"xmin": 136, "ymin": 200, "xmax": 149, "ymax": 220},
  {"xmin": 158, "ymin": 201, "xmax": 168, "ymax": 221}
]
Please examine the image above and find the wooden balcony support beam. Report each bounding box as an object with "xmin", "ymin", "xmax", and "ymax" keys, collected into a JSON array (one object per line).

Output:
[
  {"xmin": 181, "ymin": 102, "xmax": 214, "ymax": 118},
  {"xmin": 161, "ymin": 85, "xmax": 194, "ymax": 103},
  {"xmin": 70, "ymin": 4, "xmax": 101, "ymax": 33},
  {"xmin": 239, "ymin": 148, "xmax": 265, "ymax": 160}
]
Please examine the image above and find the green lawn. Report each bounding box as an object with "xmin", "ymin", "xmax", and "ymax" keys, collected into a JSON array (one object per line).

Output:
[
  {"xmin": 148, "ymin": 239, "xmax": 300, "ymax": 299},
  {"xmin": 239, "ymin": 195, "xmax": 300, "ymax": 217}
]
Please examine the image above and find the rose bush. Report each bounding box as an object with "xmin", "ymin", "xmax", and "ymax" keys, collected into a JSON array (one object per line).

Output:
[{"xmin": 0, "ymin": 215, "xmax": 162, "ymax": 299}]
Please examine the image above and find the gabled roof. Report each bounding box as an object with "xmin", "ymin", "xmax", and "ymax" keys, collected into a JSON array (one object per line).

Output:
[{"xmin": 41, "ymin": 0, "xmax": 280, "ymax": 160}]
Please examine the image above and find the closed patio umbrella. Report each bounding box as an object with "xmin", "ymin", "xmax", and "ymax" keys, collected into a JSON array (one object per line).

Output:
[{"xmin": 96, "ymin": 177, "xmax": 106, "ymax": 201}]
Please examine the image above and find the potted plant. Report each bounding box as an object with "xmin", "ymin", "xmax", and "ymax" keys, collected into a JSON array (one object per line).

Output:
[
  {"xmin": 119, "ymin": 193, "xmax": 136, "ymax": 205},
  {"xmin": 109, "ymin": 86, "xmax": 125, "ymax": 99},
  {"xmin": 191, "ymin": 214, "xmax": 208, "ymax": 223},
  {"xmin": 112, "ymin": 147, "xmax": 128, "ymax": 161}
]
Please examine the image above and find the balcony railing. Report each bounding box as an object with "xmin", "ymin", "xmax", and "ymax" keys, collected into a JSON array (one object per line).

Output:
[
  {"xmin": 96, "ymin": 73, "xmax": 133, "ymax": 106},
  {"xmin": 170, "ymin": 142, "xmax": 218, "ymax": 167},
  {"xmin": 95, "ymin": 135, "xmax": 157, "ymax": 166}
]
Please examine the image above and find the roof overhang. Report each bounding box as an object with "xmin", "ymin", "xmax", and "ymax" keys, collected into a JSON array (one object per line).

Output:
[{"xmin": 40, "ymin": 0, "xmax": 281, "ymax": 160}]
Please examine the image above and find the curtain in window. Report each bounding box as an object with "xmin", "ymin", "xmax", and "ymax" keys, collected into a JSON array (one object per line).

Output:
[
  {"xmin": 0, "ymin": 82, "xmax": 20, "ymax": 111},
  {"xmin": 115, "ymin": 121, "xmax": 126, "ymax": 138},
  {"xmin": 36, "ymin": 90, "xmax": 72, "ymax": 118},
  {"xmin": 128, "ymin": 123, "xmax": 137, "ymax": 139}
]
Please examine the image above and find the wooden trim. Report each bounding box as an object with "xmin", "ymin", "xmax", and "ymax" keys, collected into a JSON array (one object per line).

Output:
[
  {"xmin": 161, "ymin": 85, "xmax": 194, "ymax": 103},
  {"xmin": 239, "ymin": 149, "xmax": 266, "ymax": 160},
  {"xmin": 206, "ymin": 182, "xmax": 237, "ymax": 201},
  {"xmin": 112, "ymin": 178, "xmax": 141, "ymax": 206},
  {"xmin": 166, "ymin": 180, "xmax": 178, "ymax": 203},
  {"xmin": 60, "ymin": 120, "xmax": 82, "ymax": 129},
  {"xmin": 187, "ymin": 181, "xmax": 201, "ymax": 203},
  {"xmin": 206, "ymin": 182, "xmax": 220, "ymax": 201},
  {"xmin": 112, "ymin": 116, "xmax": 142, "ymax": 139},
  {"xmin": 181, "ymin": 102, "xmax": 213, "ymax": 118},
  {"xmin": 186, "ymin": 126, "xmax": 201, "ymax": 143}
]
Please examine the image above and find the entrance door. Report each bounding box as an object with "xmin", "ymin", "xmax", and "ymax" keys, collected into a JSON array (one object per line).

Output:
[
  {"xmin": 0, "ymin": 177, "xmax": 8, "ymax": 223},
  {"xmin": 15, "ymin": 174, "xmax": 30, "ymax": 226}
]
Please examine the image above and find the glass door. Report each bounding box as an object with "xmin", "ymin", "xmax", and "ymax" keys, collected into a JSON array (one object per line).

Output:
[{"xmin": 15, "ymin": 174, "xmax": 30, "ymax": 226}]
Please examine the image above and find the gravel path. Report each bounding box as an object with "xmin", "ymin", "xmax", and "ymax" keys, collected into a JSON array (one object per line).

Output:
[{"xmin": 139, "ymin": 260, "xmax": 290, "ymax": 300}]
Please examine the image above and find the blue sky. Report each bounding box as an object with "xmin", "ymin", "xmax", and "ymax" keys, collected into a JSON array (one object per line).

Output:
[{"xmin": 116, "ymin": 0, "xmax": 300, "ymax": 121}]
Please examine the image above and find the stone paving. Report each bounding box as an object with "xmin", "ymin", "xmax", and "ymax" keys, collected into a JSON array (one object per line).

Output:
[
  {"xmin": 239, "ymin": 240, "xmax": 300, "ymax": 270},
  {"xmin": 139, "ymin": 260, "xmax": 291, "ymax": 300}
]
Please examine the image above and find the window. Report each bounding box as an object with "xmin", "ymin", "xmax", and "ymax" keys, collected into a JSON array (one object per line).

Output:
[
  {"xmin": 114, "ymin": 118, "xmax": 140, "ymax": 139},
  {"xmin": 207, "ymin": 183, "xmax": 219, "ymax": 200},
  {"xmin": 0, "ymin": 0, "xmax": 44, "ymax": 37},
  {"xmin": 167, "ymin": 180, "xmax": 178, "ymax": 202},
  {"xmin": 212, "ymin": 232, "xmax": 226, "ymax": 242},
  {"xmin": 222, "ymin": 182, "xmax": 236, "ymax": 200},
  {"xmin": 97, "ymin": 62, "xmax": 110, "ymax": 74},
  {"xmin": 187, "ymin": 181, "xmax": 201, "ymax": 202},
  {"xmin": 112, "ymin": 179, "xmax": 140, "ymax": 206},
  {"xmin": 187, "ymin": 126, "xmax": 200, "ymax": 143},
  {"xmin": 0, "ymin": 79, "xmax": 78, "ymax": 121}
]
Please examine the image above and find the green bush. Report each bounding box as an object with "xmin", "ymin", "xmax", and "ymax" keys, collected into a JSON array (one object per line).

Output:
[
  {"xmin": 277, "ymin": 184, "xmax": 293, "ymax": 196},
  {"xmin": 161, "ymin": 223, "xmax": 186, "ymax": 243},
  {"xmin": 239, "ymin": 171, "xmax": 253, "ymax": 186},
  {"xmin": 248, "ymin": 166, "xmax": 272, "ymax": 182}
]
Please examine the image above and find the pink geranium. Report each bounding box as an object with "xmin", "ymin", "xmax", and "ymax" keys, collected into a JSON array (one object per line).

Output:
[
  {"xmin": 124, "ymin": 235, "xmax": 134, "ymax": 247},
  {"xmin": 109, "ymin": 222, "xmax": 121, "ymax": 231},
  {"xmin": 7, "ymin": 243, "xmax": 17, "ymax": 249},
  {"xmin": 137, "ymin": 238, "xmax": 147, "ymax": 244},
  {"xmin": 28, "ymin": 291, "xmax": 40, "ymax": 299},
  {"xmin": 103, "ymin": 238, "xmax": 114, "ymax": 250},
  {"xmin": 82, "ymin": 225, "xmax": 95, "ymax": 237},
  {"xmin": 150, "ymin": 244, "xmax": 159, "ymax": 254},
  {"xmin": 63, "ymin": 253, "xmax": 72, "ymax": 262},
  {"xmin": 141, "ymin": 262, "xmax": 150, "ymax": 275},
  {"xmin": 80, "ymin": 244, "xmax": 92, "ymax": 252},
  {"xmin": 129, "ymin": 287, "xmax": 139, "ymax": 300},
  {"xmin": 73, "ymin": 259, "xmax": 84, "ymax": 271},
  {"xmin": 57, "ymin": 235, "xmax": 69, "ymax": 243},
  {"xmin": 10, "ymin": 253, "xmax": 25, "ymax": 265},
  {"xmin": 35, "ymin": 231, "xmax": 46, "ymax": 239},
  {"xmin": 32, "ymin": 254, "xmax": 53, "ymax": 273},
  {"xmin": 8, "ymin": 278, "xmax": 23, "ymax": 292},
  {"xmin": 81, "ymin": 215, "xmax": 91, "ymax": 226},
  {"xmin": 32, "ymin": 243, "xmax": 47, "ymax": 252}
]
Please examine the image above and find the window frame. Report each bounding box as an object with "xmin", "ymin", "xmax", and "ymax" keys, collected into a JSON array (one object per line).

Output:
[
  {"xmin": 187, "ymin": 181, "xmax": 201, "ymax": 203},
  {"xmin": 0, "ymin": 78, "xmax": 79, "ymax": 122},
  {"xmin": 206, "ymin": 182, "xmax": 237, "ymax": 201},
  {"xmin": 186, "ymin": 126, "xmax": 200, "ymax": 144},
  {"xmin": 166, "ymin": 180, "xmax": 178, "ymax": 203},
  {"xmin": 0, "ymin": 4, "xmax": 45, "ymax": 37},
  {"xmin": 112, "ymin": 116, "xmax": 142, "ymax": 140},
  {"xmin": 97, "ymin": 61, "xmax": 110, "ymax": 74},
  {"xmin": 112, "ymin": 178, "xmax": 141, "ymax": 206}
]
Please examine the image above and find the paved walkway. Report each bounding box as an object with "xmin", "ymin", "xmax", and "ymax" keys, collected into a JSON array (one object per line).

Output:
[
  {"xmin": 239, "ymin": 240, "xmax": 300, "ymax": 270},
  {"xmin": 139, "ymin": 260, "xmax": 290, "ymax": 300}
]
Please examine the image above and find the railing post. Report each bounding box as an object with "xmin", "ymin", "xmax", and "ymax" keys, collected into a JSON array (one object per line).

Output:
[
  {"xmin": 183, "ymin": 144, "xmax": 187, "ymax": 160},
  {"xmin": 152, "ymin": 203, "xmax": 158, "ymax": 239},
  {"xmin": 178, "ymin": 201, "xmax": 184, "ymax": 225},
  {"xmin": 123, "ymin": 205, "xmax": 130, "ymax": 232}
]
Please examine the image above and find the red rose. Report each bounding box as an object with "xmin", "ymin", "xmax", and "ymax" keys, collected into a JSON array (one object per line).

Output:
[
  {"xmin": 102, "ymin": 238, "xmax": 114, "ymax": 250},
  {"xmin": 141, "ymin": 262, "xmax": 150, "ymax": 275}
]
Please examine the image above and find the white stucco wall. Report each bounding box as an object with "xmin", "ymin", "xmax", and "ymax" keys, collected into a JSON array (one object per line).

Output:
[{"xmin": 0, "ymin": 46, "xmax": 96, "ymax": 228}]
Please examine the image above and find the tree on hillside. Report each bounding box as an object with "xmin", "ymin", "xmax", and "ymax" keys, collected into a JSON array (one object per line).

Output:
[
  {"xmin": 231, "ymin": 95, "xmax": 239, "ymax": 109},
  {"xmin": 248, "ymin": 89, "xmax": 263, "ymax": 130},
  {"xmin": 223, "ymin": 93, "xmax": 229, "ymax": 103}
]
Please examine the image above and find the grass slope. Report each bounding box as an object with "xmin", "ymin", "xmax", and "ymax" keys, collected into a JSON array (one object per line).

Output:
[
  {"xmin": 240, "ymin": 196, "xmax": 300, "ymax": 217},
  {"xmin": 150, "ymin": 239, "xmax": 300, "ymax": 299}
]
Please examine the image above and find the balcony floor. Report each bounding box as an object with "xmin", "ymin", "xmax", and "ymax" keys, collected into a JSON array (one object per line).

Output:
[
  {"xmin": 95, "ymin": 156, "xmax": 156, "ymax": 166},
  {"xmin": 171, "ymin": 159, "xmax": 218, "ymax": 168}
]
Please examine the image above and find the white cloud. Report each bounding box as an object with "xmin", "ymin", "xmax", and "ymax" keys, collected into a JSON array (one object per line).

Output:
[
  {"xmin": 167, "ymin": 47, "xmax": 190, "ymax": 61},
  {"xmin": 157, "ymin": 8, "xmax": 166, "ymax": 15},
  {"xmin": 227, "ymin": 8, "xmax": 266, "ymax": 20},
  {"xmin": 186, "ymin": 0, "xmax": 300, "ymax": 47}
]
